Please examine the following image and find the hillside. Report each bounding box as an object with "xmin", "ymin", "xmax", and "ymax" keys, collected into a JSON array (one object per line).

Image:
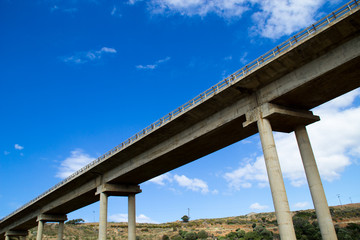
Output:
[{"xmin": 26, "ymin": 203, "xmax": 360, "ymax": 239}]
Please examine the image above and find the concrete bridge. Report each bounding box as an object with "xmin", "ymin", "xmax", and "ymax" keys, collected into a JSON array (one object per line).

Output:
[{"xmin": 1, "ymin": 1, "xmax": 360, "ymax": 239}]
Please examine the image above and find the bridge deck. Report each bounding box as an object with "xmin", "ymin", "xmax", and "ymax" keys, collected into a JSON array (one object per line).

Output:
[{"xmin": 1, "ymin": 1, "xmax": 360, "ymax": 237}]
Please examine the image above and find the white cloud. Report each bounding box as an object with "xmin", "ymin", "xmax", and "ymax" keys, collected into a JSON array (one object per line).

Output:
[
  {"xmin": 62, "ymin": 47, "xmax": 117, "ymax": 64},
  {"xmin": 109, "ymin": 213, "xmax": 158, "ymax": 223},
  {"xmin": 56, "ymin": 149, "xmax": 94, "ymax": 179},
  {"xmin": 149, "ymin": 173, "xmax": 173, "ymax": 185},
  {"xmin": 251, "ymin": 0, "xmax": 325, "ymax": 39},
  {"xmin": 141, "ymin": 0, "xmax": 327, "ymax": 39},
  {"xmin": 224, "ymin": 89, "xmax": 360, "ymax": 189},
  {"xmin": 148, "ymin": 173, "xmax": 216, "ymax": 194},
  {"xmin": 250, "ymin": 202, "xmax": 268, "ymax": 210},
  {"xmin": 224, "ymin": 156, "xmax": 268, "ymax": 190},
  {"xmin": 136, "ymin": 57, "xmax": 170, "ymax": 70},
  {"xmin": 173, "ymin": 174, "xmax": 209, "ymax": 194},
  {"xmin": 14, "ymin": 144, "xmax": 24, "ymax": 150},
  {"xmin": 293, "ymin": 201, "xmax": 310, "ymax": 209},
  {"xmin": 4, "ymin": 151, "xmax": 10, "ymax": 155}
]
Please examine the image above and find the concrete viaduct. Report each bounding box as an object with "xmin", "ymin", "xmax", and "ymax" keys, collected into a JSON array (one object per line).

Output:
[{"xmin": 1, "ymin": 1, "xmax": 360, "ymax": 239}]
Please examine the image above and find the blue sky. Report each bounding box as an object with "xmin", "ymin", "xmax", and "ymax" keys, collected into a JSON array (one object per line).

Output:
[{"xmin": 1, "ymin": 0, "xmax": 359, "ymax": 224}]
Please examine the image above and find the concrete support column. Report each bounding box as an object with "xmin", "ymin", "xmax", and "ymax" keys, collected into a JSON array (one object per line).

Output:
[
  {"xmin": 128, "ymin": 193, "xmax": 136, "ymax": 240},
  {"xmin": 99, "ymin": 192, "xmax": 108, "ymax": 240},
  {"xmin": 36, "ymin": 220, "xmax": 44, "ymax": 240},
  {"xmin": 295, "ymin": 125, "xmax": 338, "ymax": 240},
  {"xmin": 257, "ymin": 117, "xmax": 297, "ymax": 240},
  {"xmin": 57, "ymin": 221, "xmax": 65, "ymax": 240}
]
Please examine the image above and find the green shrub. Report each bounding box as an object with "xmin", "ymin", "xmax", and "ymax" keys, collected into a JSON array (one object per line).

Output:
[
  {"xmin": 184, "ymin": 232, "xmax": 197, "ymax": 240},
  {"xmin": 197, "ymin": 230, "xmax": 208, "ymax": 239}
]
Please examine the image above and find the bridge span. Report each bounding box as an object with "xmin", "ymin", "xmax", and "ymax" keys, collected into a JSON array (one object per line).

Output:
[{"xmin": 1, "ymin": 1, "xmax": 360, "ymax": 240}]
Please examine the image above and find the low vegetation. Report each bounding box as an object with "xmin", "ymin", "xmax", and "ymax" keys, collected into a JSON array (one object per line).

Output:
[{"xmin": 27, "ymin": 203, "xmax": 360, "ymax": 239}]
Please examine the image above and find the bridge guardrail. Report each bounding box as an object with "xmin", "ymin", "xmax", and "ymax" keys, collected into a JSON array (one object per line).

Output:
[{"xmin": 1, "ymin": 0, "xmax": 358, "ymax": 223}]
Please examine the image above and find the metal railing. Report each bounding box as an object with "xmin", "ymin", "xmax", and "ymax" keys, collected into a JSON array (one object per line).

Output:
[{"xmin": 1, "ymin": 0, "xmax": 358, "ymax": 223}]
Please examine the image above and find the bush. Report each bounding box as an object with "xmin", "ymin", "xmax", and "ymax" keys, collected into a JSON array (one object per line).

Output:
[
  {"xmin": 171, "ymin": 235, "xmax": 183, "ymax": 240},
  {"xmin": 197, "ymin": 230, "xmax": 208, "ymax": 239},
  {"xmin": 179, "ymin": 230, "xmax": 188, "ymax": 238},
  {"xmin": 184, "ymin": 232, "xmax": 197, "ymax": 240},
  {"xmin": 162, "ymin": 235, "xmax": 170, "ymax": 240}
]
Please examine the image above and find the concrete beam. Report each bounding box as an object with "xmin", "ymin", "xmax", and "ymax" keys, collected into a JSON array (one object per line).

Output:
[
  {"xmin": 257, "ymin": 35, "xmax": 360, "ymax": 106},
  {"xmin": 102, "ymin": 33, "xmax": 358, "ymax": 184},
  {"xmin": 5, "ymin": 231, "xmax": 28, "ymax": 237},
  {"xmin": 36, "ymin": 214, "xmax": 67, "ymax": 223},
  {"xmin": 103, "ymin": 96, "xmax": 254, "ymax": 183},
  {"xmin": 96, "ymin": 184, "xmax": 141, "ymax": 196},
  {"xmin": 243, "ymin": 103, "xmax": 319, "ymax": 132}
]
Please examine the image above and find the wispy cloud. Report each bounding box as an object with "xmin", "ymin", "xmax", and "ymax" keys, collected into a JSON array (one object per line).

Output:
[
  {"xmin": 111, "ymin": 6, "xmax": 122, "ymax": 17},
  {"xmin": 56, "ymin": 149, "xmax": 94, "ymax": 179},
  {"xmin": 136, "ymin": 56, "xmax": 170, "ymax": 70},
  {"xmin": 128, "ymin": 0, "xmax": 143, "ymax": 5},
  {"xmin": 14, "ymin": 144, "xmax": 24, "ymax": 150},
  {"xmin": 224, "ymin": 89, "xmax": 360, "ymax": 190},
  {"xmin": 61, "ymin": 47, "xmax": 117, "ymax": 64},
  {"xmin": 109, "ymin": 213, "xmax": 158, "ymax": 223},
  {"xmin": 50, "ymin": 5, "xmax": 78, "ymax": 14},
  {"xmin": 4, "ymin": 151, "xmax": 10, "ymax": 155},
  {"xmin": 147, "ymin": 0, "xmax": 249, "ymax": 18}
]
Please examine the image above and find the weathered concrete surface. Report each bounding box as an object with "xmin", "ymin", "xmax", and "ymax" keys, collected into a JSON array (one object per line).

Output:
[
  {"xmin": 98, "ymin": 193, "xmax": 108, "ymax": 240},
  {"xmin": 257, "ymin": 117, "xmax": 297, "ymax": 240},
  {"xmin": 128, "ymin": 194, "xmax": 136, "ymax": 240},
  {"xmin": 1, "ymin": 6, "xmax": 360, "ymax": 239},
  {"xmin": 295, "ymin": 126, "xmax": 338, "ymax": 240}
]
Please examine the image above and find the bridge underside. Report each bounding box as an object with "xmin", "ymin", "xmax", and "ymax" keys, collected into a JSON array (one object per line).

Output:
[{"xmin": 1, "ymin": 6, "xmax": 360, "ymax": 239}]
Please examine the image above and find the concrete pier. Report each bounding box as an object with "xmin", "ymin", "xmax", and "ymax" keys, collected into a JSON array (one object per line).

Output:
[
  {"xmin": 295, "ymin": 125, "xmax": 338, "ymax": 240},
  {"xmin": 96, "ymin": 184, "xmax": 142, "ymax": 240},
  {"xmin": 5, "ymin": 231, "xmax": 28, "ymax": 240},
  {"xmin": 57, "ymin": 221, "xmax": 65, "ymax": 240},
  {"xmin": 99, "ymin": 192, "xmax": 108, "ymax": 240},
  {"xmin": 128, "ymin": 194, "xmax": 136, "ymax": 240},
  {"xmin": 35, "ymin": 214, "xmax": 67, "ymax": 240},
  {"xmin": 36, "ymin": 221, "xmax": 44, "ymax": 240},
  {"xmin": 257, "ymin": 117, "xmax": 297, "ymax": 240}
]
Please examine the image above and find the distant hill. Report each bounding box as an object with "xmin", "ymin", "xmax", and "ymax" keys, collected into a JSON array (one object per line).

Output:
[{"xmin": 27, "ymin": 203, "xmax": 360, "ymax": 239}]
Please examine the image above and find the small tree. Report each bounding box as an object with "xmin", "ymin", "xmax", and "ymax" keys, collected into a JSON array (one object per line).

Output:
[{"xmin": 181, "ymin": 215, "xmax": 190, "ymax": 223}]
